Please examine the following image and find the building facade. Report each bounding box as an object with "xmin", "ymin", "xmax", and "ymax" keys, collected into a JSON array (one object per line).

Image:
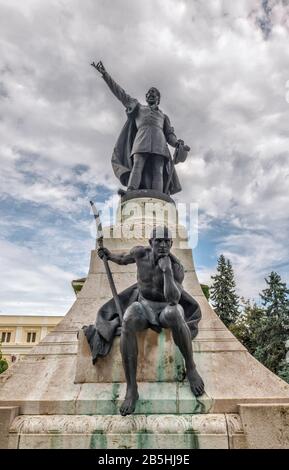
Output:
[{"xmin": 0, "ymin": 315, "xmax": 63, "ymax": 364}]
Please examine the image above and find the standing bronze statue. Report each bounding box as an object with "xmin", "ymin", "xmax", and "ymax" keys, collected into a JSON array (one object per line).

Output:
[
  {"xmin": 84, "ymin": 226, "xmax": 204, "ymax": 416},
  {"xmin": 91, "ymin": 61, "xmax": 190, "ymax": 195}
]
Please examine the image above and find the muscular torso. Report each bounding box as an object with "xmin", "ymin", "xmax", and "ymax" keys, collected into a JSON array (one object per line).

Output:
[{"xmin": 134, "ymin": 247, "xmax": 183, "ymax": 302}]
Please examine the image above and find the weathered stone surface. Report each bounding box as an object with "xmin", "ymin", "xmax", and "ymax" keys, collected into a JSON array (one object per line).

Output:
[
  {"xmin": 75, "ymin": 329, "xmax": 185, "ymax": 383},
  {"xmin": 194, "ymin": 350, "xmax": 289, "ymax": 413},
  {"xmin": 177, "ymin": 383, "xmax": 213, "ymax": 414},
  {"xmin": 76, "ymin": 382, "xmax": 179, "ymax": 415},
  {"xmin": 239, "ymin": 404, "xmax": 289, "ymax": 449},
  {"xmin": 0, "ymin": 356, "xmax": 81, "ymax": 415},
  {"xmin": 9, "ymin": 413, "xmax": 231, "ymax": 449},
  {"xmin": 0, "ymin": 406, "xmax": 19, "ymax": 449},
  {"xmin": 225, "ymin": 413, "xmax": 247, "ymax": 449}
]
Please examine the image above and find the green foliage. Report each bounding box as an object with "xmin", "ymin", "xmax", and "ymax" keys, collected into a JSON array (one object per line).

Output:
[
  {"xmin": 229, "ymin": 298, "xmax": 264, "ymax": 351},
  {"xmin": 229, "ymin": 272, "xmax": 289, "ymax": 382},
  {"xmin": 210, "ymin": 255, "xmax": 240, "ymax": 327},
  {"xmin": 73, "ymin": 284, "xmax": 83, "ymax": 294},
  {"xmin": 278, "ymin": 359, "xmax": 289, "ymax": 383},
  {"xmin": 200, "ymin": 284, "xmax": 210, "ymax": 300},
  {"xmin": 260, "ymin": 272, "xmax": 289, "ymax": 320},
  {"xmin": 71, "ymin": 278, "xmax": 86, "ymax": 296},
  {"xmin": 0, "ymin": 344, "xmax": 8, "ymax": 375},
  {"xmin": 253, "ymin": 272, "xmax": 289, "ymax": 374}
]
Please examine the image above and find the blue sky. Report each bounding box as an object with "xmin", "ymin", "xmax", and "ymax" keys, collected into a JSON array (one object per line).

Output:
[{"xmin": 1, "ymin": 0, "xmax": 289, "ymax": 315}]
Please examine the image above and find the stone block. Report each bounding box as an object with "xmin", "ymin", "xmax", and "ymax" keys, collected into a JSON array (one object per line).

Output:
[
  {"xmin": 239, "ymin": 404, "xmax": 289, "ymax": 449},
  {"xmin": 177, "ymin": 382, "xmax": 213, "ymax": 414},
  {"xmin": 10, "ymin": 413, "xmax": 230, "ymax": 449},
  {"xmin": 225, "ymin": 413, "xmax": 246, "ymax": 449},
  {"xmin": 0, "ymin": 406, "xmax": 19, "ymax": 449},
  {"xmin": 76, "ymin": 382, "xmax": 178, "ymax": 415},
  {"xmin": 75, "ymin": 329, "xmax": 185, "ymax": 383}
]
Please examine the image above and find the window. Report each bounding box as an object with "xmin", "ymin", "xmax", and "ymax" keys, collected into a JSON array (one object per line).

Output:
[
  {"xmin": 1, "ymin": 331, "xmax": 11, "ymax": 343},
  {"xmin": 26, "ymin": 331, "xmax": 37, "ymax": 343}
]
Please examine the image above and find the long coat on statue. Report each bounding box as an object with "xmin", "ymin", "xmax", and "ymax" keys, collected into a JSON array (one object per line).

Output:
[{"xmin": 101, "ymin": 71, "xmax": 182, "ymax": 195}]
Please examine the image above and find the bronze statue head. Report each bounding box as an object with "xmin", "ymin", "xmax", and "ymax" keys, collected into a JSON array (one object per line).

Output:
[
  {"xmin": 149, "ymin": 225, "xmax": 173, "ymax": 258},
  {"xmin": 146, "ymin": 87, "xmax": 161, "ymax": 106}
]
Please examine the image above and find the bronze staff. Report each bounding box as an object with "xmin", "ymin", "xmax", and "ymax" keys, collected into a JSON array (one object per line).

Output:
[{"xmin": 90, "ymin": 200, "xmax": 123, "ymax": 323}]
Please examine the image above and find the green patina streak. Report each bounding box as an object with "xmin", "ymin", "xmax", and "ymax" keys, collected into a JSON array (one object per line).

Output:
[
  {"xmin": 136, "ymin": 430, "xmax": 153, "ymax": 449},
  {"xmin": 192, "ymin": 397, "xmax": 207, "ymax": 414},
  {"xmin": 49, "ymin": 432, "xmax": 62, "ymax": 449},
  {"xmin": 184, "ymin": 429, "xmax": 199, "ymax": 449},
  {"xmin": 111, "ymin": 382, "xmax": 120, "ymax": 414},
  {"xmin": 156, "ymin": 330, "xmax": 166, "ymax": 381},
  {"xmin": 194, "ymin": 394, "xmax": 214, "ymax": 414},
  {"xmin": 89, "ymin": 430, "xmax": 107, "ymax": 449},
  {"xmin": 174, "ymin": 347, "xmax": 185, "ymax": 382},
  {"xmin": 136, "ymin": 392, "xmax": 153, "ymax": 415}
]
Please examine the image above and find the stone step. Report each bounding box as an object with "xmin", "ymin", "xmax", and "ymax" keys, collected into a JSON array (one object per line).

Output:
[{"xmin": 8, "ymin": 413, "xmax": 245, "ymax": 449}]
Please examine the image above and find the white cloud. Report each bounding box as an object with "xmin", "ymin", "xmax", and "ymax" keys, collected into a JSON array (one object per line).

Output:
[
  {"xmin": 214, "ymin": 230, "xmax": 289, "ymax": 301},
  {"xmin": 0, "ymin": 239, "xmax": 76, "ymax": 315},
  {"xmin": 0, "ymin": 0, "xmax": 289, "ymax": 313}
]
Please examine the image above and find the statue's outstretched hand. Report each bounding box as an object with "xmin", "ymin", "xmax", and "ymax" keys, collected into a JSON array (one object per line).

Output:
[
  {"xmin": 91, "ymin": 60, "xmax": 106, "ymax": 75},
  {"xmin": 98, "ymin": 247, "xmax": 111, "ymax": 260}
]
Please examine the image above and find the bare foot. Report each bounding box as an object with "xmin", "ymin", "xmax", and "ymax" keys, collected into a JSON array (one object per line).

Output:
[
  {"xmin": 119, "ymin": 389, "xmax": 139, "ymax": 416},
  {"xmin": 187, "ymin": 368, "xmax": 204, "ymax": 397}
]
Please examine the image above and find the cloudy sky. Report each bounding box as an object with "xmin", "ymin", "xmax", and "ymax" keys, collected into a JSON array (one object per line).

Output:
[{"xmin": 0, "ymin": 0, "xmax": 289, "ymax": 316}]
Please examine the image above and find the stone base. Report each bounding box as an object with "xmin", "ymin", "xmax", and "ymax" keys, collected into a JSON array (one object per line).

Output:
[
  {"xmin": 75, "ymin": 329, "xmax": 185, "ymax": 383},
  {"xmin": 239, "ymin": 404, "xmax": 289, "ymax": 449},
  {"xmin": 121, "ymin": 189, "xmax": 175, "ymax": 204},
  {"xmin": 8, "ymin": 413, "xmax": 245, "ymax": 449}
]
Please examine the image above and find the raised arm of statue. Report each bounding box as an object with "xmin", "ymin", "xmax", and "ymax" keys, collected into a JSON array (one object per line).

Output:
[
  {"xmin": 98, "ymin": 247, "xmax": 135, "ymax": 265},
  {"xmin": 91, "ymin": 60, "xmax": 136, "ymax": 109},
  {"xmin": 97, "ymin": 246, "xmax": 146, "ymax": 265}
]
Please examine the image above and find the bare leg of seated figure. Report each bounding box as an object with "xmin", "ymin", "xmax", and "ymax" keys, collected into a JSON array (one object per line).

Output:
[
  {"xmin": 159, "ymin": 304, "xmax": 204, "ymax": 396},
  {"xmin": 120, "ymin": 302, "xmax": 149, "ymax": 415}
]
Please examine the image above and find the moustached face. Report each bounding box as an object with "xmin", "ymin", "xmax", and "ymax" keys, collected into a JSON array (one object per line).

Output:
[{"xmin": 145, "ymin": 87, "xmax": 160, "ymax": 106}]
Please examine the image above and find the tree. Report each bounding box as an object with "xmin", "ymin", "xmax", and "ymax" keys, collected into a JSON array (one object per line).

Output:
[
  {"xmin": 210, "ymin": 255, "xmax": 240, "ymax": 327},
  {"xmin": 224, "ymin": 271, "xmax": 289, "ymax": 383},
  {"xmin": 0, "ymin": 344, "xmax": 8, "ymax": 375},
  {"xmin": 253, "ymin": 272, "xmax": 289, "ymax": 374},
  {"xmin": 229, "ymin": 298, "xmax": 264, "ymax": 352},
  {"xmin": 260, "ymin": 272, "xmax": 289, "ymax": 321},
  {"xmin": 278, "ymin": 359, "xmax": 289, "ymax": 384}
]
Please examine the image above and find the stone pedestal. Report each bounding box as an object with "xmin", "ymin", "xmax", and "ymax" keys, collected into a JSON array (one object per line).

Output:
[
  {"xmin": 1, "ymin": 195, "xmax": 289, "ymax": 449},
  {"xmin": 103, "ymin": 193, "xmax": 189, "ymax": 250},
  {"xmin": 75, "ymin": 329, "xmax": 185, "ymax": 383}
]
